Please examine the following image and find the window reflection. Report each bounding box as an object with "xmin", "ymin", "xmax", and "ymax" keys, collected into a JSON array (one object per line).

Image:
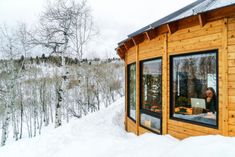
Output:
[
  {"xmin": 171, "ymin": 52, "xmax": 218, "ymax": 126},
  {"xmin": 141, "ymin": 59, "xmax": 162, "ymax": 113},
  {"xmin": 140, "ymin": 59, "xmax": 162, "ymax": 133},
  {"xmin": 128, "ymin": 63, "xmax": 136, "ymax": 121},
  {"xmin": 140, "ymin": 113, "xmax": 161, "ymax": 133}
]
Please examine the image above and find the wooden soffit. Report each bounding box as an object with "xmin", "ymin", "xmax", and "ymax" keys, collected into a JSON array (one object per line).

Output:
[
  {"xmin": 167, "ymin": 21, "xmax": 178, "ymax": 34},
  {"xmin": 198, "ymin": 13, "xmax": 207, "ymax": 27},
  {"xmin": 132, "ymin": 34, "xmax": 145, "ymax": 46}
]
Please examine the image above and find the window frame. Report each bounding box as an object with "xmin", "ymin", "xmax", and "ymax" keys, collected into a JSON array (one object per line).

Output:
[
  {"xmin": 139, "ymin": 57, "xmax": 163, "ymax": 134},
  {"xmin": 169, "ymin": 50, "xmax": 219, "ymax": 129},
  {"xmin": 127, "ymin": 62, "xmax": 136, "ymax": 122}
]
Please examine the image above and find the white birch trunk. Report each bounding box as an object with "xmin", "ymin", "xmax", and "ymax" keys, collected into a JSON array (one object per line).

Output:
[
  {"xmin": 55, "ymin": 32, "xmax": 69, "ymax": 128},
  {"xmin": 1, "ymin": 101, "xmax": 11, "ymax": 146}
]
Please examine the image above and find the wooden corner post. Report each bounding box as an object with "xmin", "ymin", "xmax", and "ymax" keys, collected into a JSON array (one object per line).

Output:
[
  {"xmin": 125, "ymin": 62, "xmax": 128, "ymax": 131},
  {"xmin": 222, "ymin": 17, "xmax": 229, "ymax": 136},
  {"xmin": 162, "ymin": 33, "xmax": 169, "ymax": 135},
  {"xmin": 136, "ymin": 44, "xmax": 140, "ymax": 135}
]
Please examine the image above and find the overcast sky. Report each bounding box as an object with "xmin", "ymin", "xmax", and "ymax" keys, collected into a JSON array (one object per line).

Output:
[{"xmin": 0, "ymin": 0, "xmax": 195, "ymax": 59}]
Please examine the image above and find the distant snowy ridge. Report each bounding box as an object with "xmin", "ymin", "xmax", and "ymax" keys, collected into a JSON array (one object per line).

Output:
[{"xmin": 0, "ymin": 97, "xmax": 235, "ymax": 157}]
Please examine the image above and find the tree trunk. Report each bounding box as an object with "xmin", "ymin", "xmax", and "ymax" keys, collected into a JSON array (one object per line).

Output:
[
  {"xmin": 55, "ymin": 86, "xmax": 62, "ymax": 128},
  {"xmin": 19, "ymin": 99, "xmax": 23, "ymax": 139},
  {"xmin": 1, "ymin": 103, "xmax": 11, "ymax": 146}
]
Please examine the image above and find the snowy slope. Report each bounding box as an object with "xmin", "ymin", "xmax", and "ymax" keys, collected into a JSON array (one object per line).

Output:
[{"xmin": 0, "ymin": 98, "xmax": 235, "ymax": 157}]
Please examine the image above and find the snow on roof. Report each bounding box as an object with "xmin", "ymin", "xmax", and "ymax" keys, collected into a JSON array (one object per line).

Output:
[
  {"xmin": 166, "ymin": 0, "xmax": 235, "ymax": 23},
  {"xmin": 119, "ymin": 0, "xmax": 235, "ymax": 44}
]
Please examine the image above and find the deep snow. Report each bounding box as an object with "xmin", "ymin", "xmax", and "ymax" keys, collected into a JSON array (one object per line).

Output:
[{"xmin": 0, "ymin": 98, "xmax": 235, "ymax": 157}]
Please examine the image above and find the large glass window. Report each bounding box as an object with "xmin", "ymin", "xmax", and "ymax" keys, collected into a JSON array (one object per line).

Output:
[
  {"xmin": 128, "ymin": 63, "xmax": 136, "ymax": 121},
  {"xmin": 170, "ymin": 51, "xmax": 218, "ymax": 127},
  {"xmin": 140, "ymin": 59, "xmax": 162, "ymax": 133}
]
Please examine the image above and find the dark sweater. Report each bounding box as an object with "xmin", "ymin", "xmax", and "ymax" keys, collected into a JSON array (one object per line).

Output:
[{"xmin": 206, "ymin": 98, "xmax": 217, "ymax": 113}]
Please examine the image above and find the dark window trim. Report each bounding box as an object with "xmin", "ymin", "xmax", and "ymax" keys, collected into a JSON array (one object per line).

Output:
[
  {"xmin": 140, "ymin": 108, "xmax": 162, "ymax": 117},
  {"xmin": 169, "ymin": 49, "xmax": 219, "ymax": 129},
  {"xmin": 139, "ymin": 57, "xmax": 163, "ymax": 134},
  {"xmin": 127, "ymin": 63, "xmax": 136, "ymax": 123}
]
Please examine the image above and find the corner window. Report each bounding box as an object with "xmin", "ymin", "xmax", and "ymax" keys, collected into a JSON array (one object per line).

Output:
[
  {"xmin": 170, "ymin": 50, "xmax": 218, "ymax": 127},
  {"xmin": 140, "ymin": 58, "xmax": 162, "ymax": 133},
  {"xmin": 128, "ymin": 63, "xmax": 136, "ymax": 121}
]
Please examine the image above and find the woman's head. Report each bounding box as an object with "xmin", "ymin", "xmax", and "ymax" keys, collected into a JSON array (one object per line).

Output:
[{"xmin": 206, "ymin": 87, "xmax": 216, "ymax": 99}]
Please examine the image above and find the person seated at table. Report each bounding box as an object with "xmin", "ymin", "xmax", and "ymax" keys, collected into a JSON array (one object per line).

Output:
[{"xmin": 204, "ymin": 87, "xmax": 217, "ymax": 114}]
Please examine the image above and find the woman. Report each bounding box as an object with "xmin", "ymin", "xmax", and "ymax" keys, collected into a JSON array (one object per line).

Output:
[{"xmin": 205, "ymin": 87, "xmax": 217, "ymax": 113}]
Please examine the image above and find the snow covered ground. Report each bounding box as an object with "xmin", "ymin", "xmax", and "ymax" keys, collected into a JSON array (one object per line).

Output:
[{"xmin": 0, "ymin": 98, "xmax": 235, "ymax": 157}]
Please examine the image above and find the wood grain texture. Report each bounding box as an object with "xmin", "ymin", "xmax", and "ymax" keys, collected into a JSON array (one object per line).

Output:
[
  {"xmin": 126, "ymin": 118, "xmax": 137, "ymax": 134},
  {"xmin": 222, "ymin": 18, "xmax": 229, "ymax": 135},
  {"xmin": 123, "ymin": 13, "xmax": 235, "ymax": 139},
  {"xmin": 228, "ymin": 17, "xmax": 235, "ymax": 132},
  {"xmin": 136, "ymin": 45, "xmax": 140, "ymax": 135}
]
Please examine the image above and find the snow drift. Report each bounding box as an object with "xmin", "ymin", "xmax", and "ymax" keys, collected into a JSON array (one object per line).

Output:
[{"xmin": 0, "ymin": 98, "xmax": 235, "ymax": 157}]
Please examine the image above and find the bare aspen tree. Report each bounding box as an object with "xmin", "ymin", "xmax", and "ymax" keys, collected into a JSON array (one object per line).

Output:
[
  {"xmin": 40, "ymin": 78, "xmax": 49, "ymax": 127},
  {"xmin": 29, "ymin": 0, "xmax": 72, "ymax": 128},
  {"xmin": 17, "ymin": 23, "xmax": 33, "ymax": 58},
  {"xmin": 0, "ymin": 25, "xmax": 18, "ymax": 146},
  {"xmin": 0, "ymin": 23, "xmax": 32, "ymax": 145},
  {"xmin": 28, "ymin": 0, "xmax": 95, "ymax": 128},
  {"xmin": 70, "ymin": 0, "xmax": 97, "ymax": 60},
  {"xmin": 16, "ymin": 23, "xmax": 33, "ymax": 139},
  {"xmin": 18, "ymin": 83, "xmax": 24, "ymax": 139}
]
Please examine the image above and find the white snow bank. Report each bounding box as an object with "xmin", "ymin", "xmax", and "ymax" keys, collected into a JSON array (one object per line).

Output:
[{"xmin": 0, "ymin": 98, "xmax": 235, "ymax": 157}]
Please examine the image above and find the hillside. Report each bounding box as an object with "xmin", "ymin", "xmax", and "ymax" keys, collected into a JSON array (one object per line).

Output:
[
  {"xmin": 0, "ymin": 57, "xmax": 124, "ymax": 146},
  {"xmin": 0, "ymin": 98, "xmax": 235, "ymax": 157}
]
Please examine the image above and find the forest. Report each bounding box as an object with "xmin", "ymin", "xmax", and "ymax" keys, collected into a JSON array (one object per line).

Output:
[
  {"xmin": 0, "ymin": 0, "xmax": 124, "ymax": 147},
  {"xmin": 0, "ymin": 52, "xmax": 124, "ymax": 146}
]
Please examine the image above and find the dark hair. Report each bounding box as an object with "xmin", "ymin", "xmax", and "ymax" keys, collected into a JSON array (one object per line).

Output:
[
  {"xmin": 204, "ymin": 87, "xmax": 217, "ymax": 101},
  {"xmin": 206, "ymin": 87, "xmax": 216, "ymax": 99}
]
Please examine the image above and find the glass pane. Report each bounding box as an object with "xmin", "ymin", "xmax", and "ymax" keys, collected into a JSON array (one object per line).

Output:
[
  {"xmin": 128, "ymin": 64, "xmax": 136, "ymax": 120},
  {"xmin": 140, "ymin": 113, "xmax": 161, "ymax": 133},
  {"xmin": 141, "ymin": 59, "xmax": 162, "ymax": 113},
  {"xmin": 171, "ymin": 52, "xmax": 218, "ymax": 126}
]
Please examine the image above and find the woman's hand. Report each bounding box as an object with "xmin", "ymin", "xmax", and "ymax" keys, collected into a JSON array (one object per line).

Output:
[{"xmin": 207, "ymin": 97, "xmax": 211, "ymax": 102}]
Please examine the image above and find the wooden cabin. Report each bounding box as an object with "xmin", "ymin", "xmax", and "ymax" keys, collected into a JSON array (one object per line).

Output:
[{"xmin": 116, "ymin": 0, "xmax": 235, "ymax": 139}]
